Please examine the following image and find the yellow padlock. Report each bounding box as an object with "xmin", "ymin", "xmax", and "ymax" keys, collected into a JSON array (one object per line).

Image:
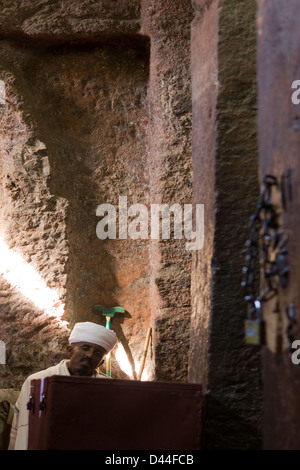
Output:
[{"xmin": 245, "ymin": 319, "xmax": 261, "ymax": 345}]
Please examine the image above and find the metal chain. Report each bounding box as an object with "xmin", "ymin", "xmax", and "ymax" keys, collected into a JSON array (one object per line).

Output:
[{"xmin": 241, "ymin": 174, "xmax": 289, "ymax": 326}]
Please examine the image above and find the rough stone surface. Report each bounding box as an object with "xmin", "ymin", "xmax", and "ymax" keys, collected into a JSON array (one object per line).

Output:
[
  {"xmin": 141, "ymin": 0, "xmax": 194, "ymax": 382},
  {"xmin": 189, "ymin": 0, "xmax": 262, "ymax": 450},
  {"xmin": 0, "ymin": 0, "xmax": 193, "ymax": 388},
  {"xmin": 0, "ymin": 0, "xmax": 272, "ymax": 452},
  {"xmin": 0, "ymin": 0, "xmax": 141, "ymax": 40},
  {"xmin": 0, "ymin": 71, "xmax": 70, "ymax": 388},
  {"xmin": 0, "ymin": 37, "xmax": 152, "ymax": 385},
  {"xmin": 189, "ymin": 0, "xmax": 218, "ymax": 392}
]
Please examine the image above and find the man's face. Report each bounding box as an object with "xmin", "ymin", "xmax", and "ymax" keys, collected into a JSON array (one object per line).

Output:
[{"xmin": 67, "ymin": 342, "xmax": 107, "ymax": 376}]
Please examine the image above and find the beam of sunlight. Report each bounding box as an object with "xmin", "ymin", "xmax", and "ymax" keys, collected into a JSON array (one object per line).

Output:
[
  {"xmin": 115, "ymin": 342, "xmax": 149, "ymax": 381},
  {"xmin": 0, "ymin": 238, "xmax": 68, "ymax": 327}
]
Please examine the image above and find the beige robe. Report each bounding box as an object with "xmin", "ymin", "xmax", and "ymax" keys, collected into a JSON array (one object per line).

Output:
[{"xmin": 8, "ymin": 359, "xmax": 105, "ymax": 450}]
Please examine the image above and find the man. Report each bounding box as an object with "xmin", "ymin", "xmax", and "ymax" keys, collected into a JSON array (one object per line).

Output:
[{"xmin": 8, "ymin": 321, "xmax": 118, "ymax": 450}]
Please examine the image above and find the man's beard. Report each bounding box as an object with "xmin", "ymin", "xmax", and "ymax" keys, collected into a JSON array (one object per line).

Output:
[{"xmin": 77, "ymin": 358, "xmax": 93, "ymax": 376}]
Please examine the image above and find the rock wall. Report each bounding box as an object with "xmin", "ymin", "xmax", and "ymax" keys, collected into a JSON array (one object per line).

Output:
[
  {"xmin": 189, "ymin": 0, "xmax": 262, "ymax": 449},
  {"xmin": 141, "ymin": 0, "xmax": 194, "ymax": 381},
  {"xmin": 0, "ymin": 72, "xmax": 69, "ymax": 387},
  {"xmin": 0, "ymin": 0, "xmax": 193, "ymax": 387},
  {"xmin": 0, "ymin": 0, "xmax": 267, "ymax": 451}
]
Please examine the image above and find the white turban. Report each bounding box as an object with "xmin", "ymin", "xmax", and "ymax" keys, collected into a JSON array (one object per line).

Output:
[{"xmin": 69, "ymin": 321, "xmax": 118, "ymax": 353}]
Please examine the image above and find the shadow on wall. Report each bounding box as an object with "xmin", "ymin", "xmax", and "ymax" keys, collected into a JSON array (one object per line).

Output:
[
  {"xmin": 0, "ymin": 36, "xmax": 153, "ymax": 384},
  {"xmin": 201, "ymin": 394, "xmax": 262, "ymax": 450},
  {"xmin": 19, "ymin": 39, "xmax": 150, "ymax": 325}
]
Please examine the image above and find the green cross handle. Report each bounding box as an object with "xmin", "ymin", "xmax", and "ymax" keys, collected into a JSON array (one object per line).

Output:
[{"xmin": 92, "ymin": 305, "xmax": 125, "ymax": 376}]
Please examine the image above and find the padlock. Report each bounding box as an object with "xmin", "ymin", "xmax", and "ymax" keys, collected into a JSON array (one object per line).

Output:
[
  {"xmin": 245, "ymin": 318, "xmax": 261, "ymax": 345},
  {"xmin": 245, "ymin": 299, "xmax": 264, "ymax": 345}
]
